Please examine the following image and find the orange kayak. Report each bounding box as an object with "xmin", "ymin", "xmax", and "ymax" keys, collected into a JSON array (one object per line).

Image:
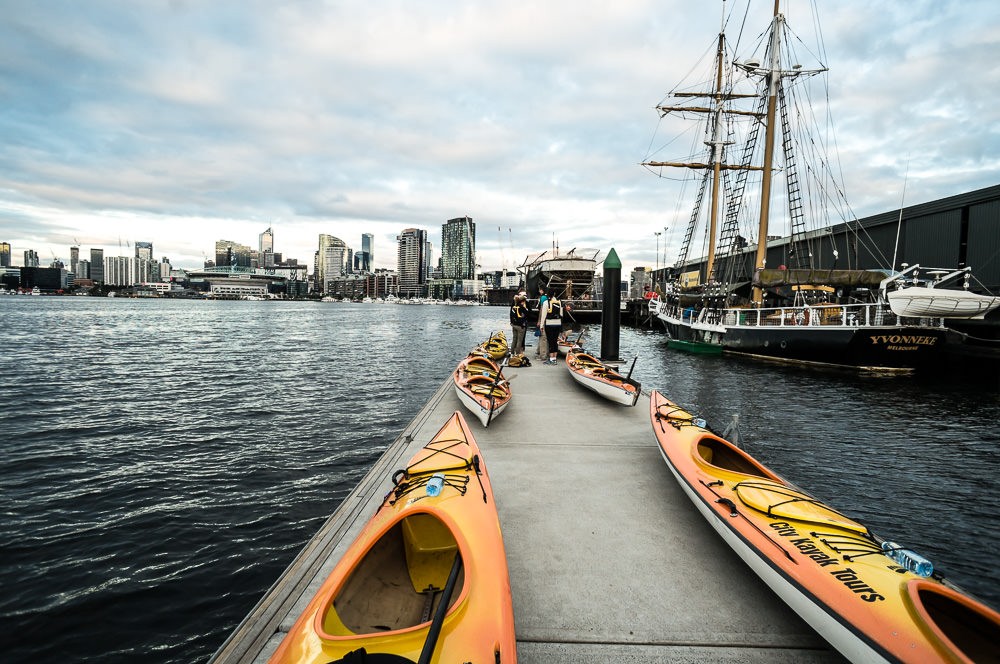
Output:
[
  {"xmin": 565, "ymin": 350, "xmax": 640, "ymax": 406},
  {"xmin": 650, "ymin": 390, "xmax": 1000, "ymax": 663},
  {"xmin": 453, "ymin": 353, "xmax": 511, "ymax": 427},
  {"xmin": 270, "ymin": 412, "xmax": 516, "ymax": 663}
]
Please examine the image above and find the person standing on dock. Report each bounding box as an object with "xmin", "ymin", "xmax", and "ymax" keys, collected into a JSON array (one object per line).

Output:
[
  {"xmin": 509, "ymin": 293, "xmax": 528, "ymax": 355},
  {"xmin": 539, "ymin": 289, "xmax": 563, "ymax": 365},
  {"xmin": 535, "ymin": 286, "xmax": 549, "ymax": 360}
]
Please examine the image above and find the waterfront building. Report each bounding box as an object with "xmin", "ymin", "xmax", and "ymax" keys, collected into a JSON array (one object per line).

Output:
[
  {"xmin": 1, "ymin": 267, "xmax": 20, "ymax": 290},
  {"xmin": 77, "ymin": 259, "xmax": 90, "ymax": 281},
  {"xmin": 396, "ymin": 228, "xmax": 428, "ymax": 298},
  {"xmin": 215, "ymin": 239, "xmax": 252, "ymax": 268},
  {"xmin": 159, "ymin": 258, "xmax": 172, "ymax": 281},
  {"xmin": 135, "ymin": 241, "xmax": 153, "ymax": 261},
  {"xmin": 20, "ymin": 266, "xmax": 66, "ymax": 291},
  {"xmin": 317, "ymin": 234, "xmax": 350, "ymax": 293},
  {"xmin": 367, "ymin": 269, "xmax": 398, "ymax": 299},
  {"xmin": 441, "ymin": 216, "xmax": 476, "ymax": 280},
  {"xmin": 0, "ymin": 242, "xmax": 10, "ymax": 267},
  {"xmin": 70, "ymin": 246, "xmax": 79, "ymax": 277},
  {"xmin": 90, "ymin": 249, "xmax": 104, "ymax": 284},
  {"xmin": 104, "ymin": 256, "xmax": 134, "ymax": 286},
  {"xmin": 24, "ymin": 249, "xmax": 40, "ymax": 267}
]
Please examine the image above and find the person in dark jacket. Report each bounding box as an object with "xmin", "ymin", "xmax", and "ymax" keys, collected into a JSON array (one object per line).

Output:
[{"xmin": 509, "ymin": 294, "xmax": 528, "ymax": 355}]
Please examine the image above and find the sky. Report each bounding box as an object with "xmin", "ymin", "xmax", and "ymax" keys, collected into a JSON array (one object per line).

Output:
[{"xmin": 2, "ymin": 0, "xmax": 998, "ymax": 273}]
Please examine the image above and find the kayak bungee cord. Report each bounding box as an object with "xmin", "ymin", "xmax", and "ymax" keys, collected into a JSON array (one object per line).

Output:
[
  {"xmin": 388, "ymin": 472, "xmax": 470, "ymax": 505},
  {"xmin": 385, "ymin": 437, "xmax": 488, "ymax": 505}
]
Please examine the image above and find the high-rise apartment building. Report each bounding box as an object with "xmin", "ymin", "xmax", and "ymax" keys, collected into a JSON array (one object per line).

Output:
[
  {"xmin": 24, "ymin": 249, "xmax": 40, "ymax": 267},
  {"xmin": 104, "ymin": 256, "xmax": 134, "ymax": 286},
  {"xmin": 90, "ymin": 248, "xmax": 105, "ymax": 283},
  {"xmin": 397, "ymin": 228, "xmax": 428, "ymax": 298},
  {"xmin": 0, "ymin": 242, "xmax": 11, "ymax": 267},
  {"xmin": 317, "ymin": 234, "xmax": 349, "ymax": 292},
  {"xmin": 441, "ymin": 216, "xmax": 476, "ymax": 280},
  {"xmin": 135, "ymin": 241, "xmax": 153, "ymax": 261}
]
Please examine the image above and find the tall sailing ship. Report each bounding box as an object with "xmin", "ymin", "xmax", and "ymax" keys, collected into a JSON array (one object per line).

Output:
[{"xmin": 642, "ymin": 0, "xmax": 959, "ymax": 372}]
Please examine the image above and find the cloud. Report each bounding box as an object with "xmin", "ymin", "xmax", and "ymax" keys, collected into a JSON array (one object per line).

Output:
[{"xmin": 1, "ymin": 0, "xmax": 998, "ymax": 272}]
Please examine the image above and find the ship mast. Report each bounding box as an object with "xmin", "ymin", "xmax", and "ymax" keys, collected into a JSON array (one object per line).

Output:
[
  {"xmin": 704, "ymin": 21, "xmax": 727, "ymax": 283},
  {"xmin": 642, "ymin": 1, "xmax": 759, "ymax": 286},
  {"xmin": 752, "ymin": 0, "xmax": 782, "ymax": 304}
]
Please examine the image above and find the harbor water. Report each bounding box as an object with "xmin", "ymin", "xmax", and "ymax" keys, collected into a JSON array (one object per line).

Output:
[{"xmin": 1, "ymin": 297, "xmax": 997, "ymax": 663}]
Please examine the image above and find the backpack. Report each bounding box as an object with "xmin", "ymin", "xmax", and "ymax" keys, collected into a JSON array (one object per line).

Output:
[
  {"xmin": 507, "ymin": 353, "xmax": 531, "ymax": 367},
  {"xmin": 547, "ymin": 297, "xmax": 562, "ymax": 321}
]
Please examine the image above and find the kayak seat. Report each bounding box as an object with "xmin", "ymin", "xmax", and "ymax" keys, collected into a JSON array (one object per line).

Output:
[
  {"xmin": 402, "ymin": 514, "xmax": 459, "ymax": 592},
  {"xmin": 696, "ymin": 437, "xmax": 771, "ymax": 478}
]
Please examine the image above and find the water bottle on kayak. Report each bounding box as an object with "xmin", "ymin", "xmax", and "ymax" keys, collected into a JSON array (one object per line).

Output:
[
  {"xmin": 881, "ymin": 541, "xmax": 934, "ymax": 577},
  {"xmin": 426, "ymin": 473, "xmax": 445, "ymax": 497}
]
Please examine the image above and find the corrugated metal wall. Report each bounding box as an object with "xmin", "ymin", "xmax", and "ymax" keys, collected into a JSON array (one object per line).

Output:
[
  {"xmin": 903, "ymin": 210, "xmax": 962, "ymax": 268},
  {"xmin": 969, "ymin": 200, "xmax": 1000, "ymax": 289}
]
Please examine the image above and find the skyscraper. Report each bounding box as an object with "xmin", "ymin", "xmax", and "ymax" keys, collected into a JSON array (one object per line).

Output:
[
  {"xmin": 0, "ymin": 242, "xmax": 10, "ymax": 267},
  {"xmin": 358, "ymin": 233, "xmax": 374, "ymax": 272},
  {"xmin": 24, "ymin": 249, "xmax": 40, "ymax": 267},
  {"xmin": 441, "ymin": 216, "xmax": 476, "ymax": 280},
  {"xmin": 135, "ymin": 241, "xmax": 153, "ymax": 261},
  {"xmin": 70, "ymin": 246, "xmax": 79, "ymax": 277},
  {"xmin": 90, "ymin": 248, "xmax": 105, "ymax": 283},
  {"xmin": 397, "ymin": 228, "xmax": 428, "ymax": 298},
  {"xmin": 317, "ymin": 234, "xmax": 349, "ymax": 292},
  {"xmin": 259, "ymin": 227, "xmax": 275, "ymax": 266}
]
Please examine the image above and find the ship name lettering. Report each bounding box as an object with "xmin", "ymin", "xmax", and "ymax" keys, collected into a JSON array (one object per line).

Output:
[{"xmin": 869, "ymin": 335, "xmax": 938, "ymax": 346}]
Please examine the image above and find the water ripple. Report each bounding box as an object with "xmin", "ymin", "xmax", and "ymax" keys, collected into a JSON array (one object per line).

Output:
[{"xmin": 1, "ymin": 299, "xmax": 997, "ymax": 663}]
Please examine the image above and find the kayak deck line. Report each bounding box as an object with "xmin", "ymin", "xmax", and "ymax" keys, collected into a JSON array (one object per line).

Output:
[{"xmin": 211, "ymin": 364, "xmax": 845, "ymax": 663}]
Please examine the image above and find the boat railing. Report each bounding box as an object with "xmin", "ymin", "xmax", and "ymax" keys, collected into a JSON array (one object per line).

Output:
[{"xmin": 723, "ymin": 302, "xmax": 945, "ymax": 329}]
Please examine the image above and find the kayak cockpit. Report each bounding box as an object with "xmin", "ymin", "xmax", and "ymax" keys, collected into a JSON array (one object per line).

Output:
[
  {"xmin": 906, "ymin": 580, "xmax": 1000, "ymax": 663},
  {"xmin": 695, "ymin": 437, "xmax": 777, "ymax": 480},
  {"xmin": 322, "ymin": 514, "xmax": 464, "ymax": 637}
]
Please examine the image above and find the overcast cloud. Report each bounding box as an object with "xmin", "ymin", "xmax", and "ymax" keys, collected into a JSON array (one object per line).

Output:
[{"xmin": 1, "ymin": 0, "xmax": 998, "ymax": 271}]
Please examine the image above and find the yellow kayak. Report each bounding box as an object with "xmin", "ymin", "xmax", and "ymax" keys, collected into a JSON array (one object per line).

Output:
[{"xmin": 270, "ymin": 412, "xmax": 516, "ymax": 663}]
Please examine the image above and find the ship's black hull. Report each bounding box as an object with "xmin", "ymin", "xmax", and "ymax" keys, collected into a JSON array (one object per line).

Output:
[
  {"xmin": 722, "ymin": 325, "xmax": 951, "ymax": 370},
  {"xmin": 659, "ymin": 312, "xmax": 952, "ymax": 370}
]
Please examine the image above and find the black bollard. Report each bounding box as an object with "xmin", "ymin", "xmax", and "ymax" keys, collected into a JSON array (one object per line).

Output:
[{"xmin": 600, "ymin": 248, "xmax": 622, "ymax": 362}]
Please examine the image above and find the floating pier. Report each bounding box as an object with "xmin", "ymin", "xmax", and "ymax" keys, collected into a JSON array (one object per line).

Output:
[{"xmin": 211, "ymin": 359, "xmax": 844, "ymax": 663}]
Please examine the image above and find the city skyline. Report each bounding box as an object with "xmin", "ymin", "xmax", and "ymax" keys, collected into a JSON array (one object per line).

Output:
[{"xmin": 2, "ymin": 2, "xmax": 997, "ymax": 274}]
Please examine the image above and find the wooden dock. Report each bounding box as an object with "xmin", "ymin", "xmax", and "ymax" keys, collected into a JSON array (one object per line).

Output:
[{"xmin": 210, "ymin": 358, "xmax": 845, "ymax": 663}]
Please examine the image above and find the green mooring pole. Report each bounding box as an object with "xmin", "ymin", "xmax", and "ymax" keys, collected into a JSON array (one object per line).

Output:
[{"xmin": 600, "ymin": 248, "xmax": 622, "ymax": 362}]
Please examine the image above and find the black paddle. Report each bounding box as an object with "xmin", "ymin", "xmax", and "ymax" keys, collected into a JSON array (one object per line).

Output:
[
  {"xmin": 625, "ymin": 355, "xmax": 638, "ymax": 381},
  {"xmin": 416, "ymin": 553, "xmax": 463, "ymax": 664}
]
